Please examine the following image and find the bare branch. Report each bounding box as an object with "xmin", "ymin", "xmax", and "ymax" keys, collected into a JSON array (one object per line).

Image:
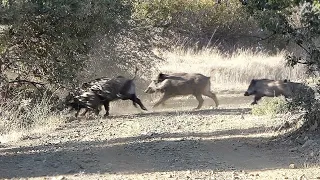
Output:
[
  {"xmin": 297, "ymin": 43, "xmax": 311, "ymax": 55},
  {"xmin": 256, "ymin": 32, "xmax": 277, "ymax": 42},
  {"xmin": 8, "ymin": 79, "xmax": 46, "ymax": 95}
]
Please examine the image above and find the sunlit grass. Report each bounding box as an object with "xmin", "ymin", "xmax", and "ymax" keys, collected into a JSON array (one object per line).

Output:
[
  {"xmin": 152, "ymin": 47, "xmax": 307, "ymax": 92},
  {"xmin": 0, "ymin": 94, "xmax": 65, "ymax": 143}
]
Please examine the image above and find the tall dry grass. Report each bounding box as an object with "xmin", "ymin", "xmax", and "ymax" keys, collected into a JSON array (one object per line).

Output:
[
  {"xmin": 152, "ymin": 47, "xmax": 308, "ymax": 92},
  {"xmin": 0, "ymin": 93, "xmax": 64, "ymax": 143}
]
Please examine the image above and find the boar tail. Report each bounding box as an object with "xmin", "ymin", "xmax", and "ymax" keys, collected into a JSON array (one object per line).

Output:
[{"xmin": 131, "ymin": 66, "xmax": 139, "ymax": 81}]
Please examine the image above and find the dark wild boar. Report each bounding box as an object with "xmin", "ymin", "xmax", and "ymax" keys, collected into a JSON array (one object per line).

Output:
[
  {"xmin": 244, "ymin": 78, "xmax": 315, "ymax": 105},
  {"xmin": 85, "ymin": 75, "xmax": 148, "ymax": 117},
  {"xmin": 145, "ymin": 72, "xmax": 219, "ymax": 109},
  {"xmin": 64, "ymin": 89, "xmax": 106, "ymax": 117}
]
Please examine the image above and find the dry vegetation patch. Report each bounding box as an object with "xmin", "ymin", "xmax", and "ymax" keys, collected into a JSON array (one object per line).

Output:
[{"xmin": 152, "ymin": 47, "xmax": 307, "ymax": 92}]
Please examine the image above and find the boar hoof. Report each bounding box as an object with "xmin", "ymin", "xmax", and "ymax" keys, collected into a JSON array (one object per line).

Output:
[
  {"xmin": 103, "ymin": 113, "xmax": 109, "ymax": 118},
  {"xmin": 250, "ymin": 102, "xmax": 257, "ymax": 105}
]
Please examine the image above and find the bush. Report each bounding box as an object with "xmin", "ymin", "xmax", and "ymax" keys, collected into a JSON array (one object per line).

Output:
[
  {"xmin": 286, "ymin": 81, "xmax": 319, "ymax": 130},
  {"xmin": 133, "ymin": 0, "xmax": 261, "ymax": 50},
  {"xmin": 243, "ymin": 0, "xmax": 320, "ymax": 130},
  {"xmin": 0, "ymin": 0, "xmax": 134, "ymax": 85},
  {"xmin": 251, "ymin": 97, "xmax": 289, "ymax": 116}
]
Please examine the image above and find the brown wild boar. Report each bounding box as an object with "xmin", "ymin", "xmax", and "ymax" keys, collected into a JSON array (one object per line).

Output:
[
  {"xmin": 144, "ymin": 72, "xmax": 219, "ymax": 109},
  {"xmin": 244, "ymin": 78, "xmax": 315, "ymax": 105}
]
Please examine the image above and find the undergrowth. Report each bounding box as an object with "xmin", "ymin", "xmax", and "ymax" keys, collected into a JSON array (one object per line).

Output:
[
  {"xmin": 251, "ymin": 97, "xmax": 289, "ymax": 117},
  {"xmin": 0, "ymin": 93, "xmax": 64, "ymax": 135}
]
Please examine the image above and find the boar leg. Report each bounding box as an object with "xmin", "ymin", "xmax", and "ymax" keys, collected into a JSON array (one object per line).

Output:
[
  {"xmin": 102, "ymin": 101, "xmax": 110, "ymax": 117},
  {"xmin": 94, "ymin": 108, "xmax": 100, "ymax": 116},
  {"xmin": 130, "ymin": 100, "xmax": 138, "ymax": 108},
  {"xmin": 117, "ymin": 94, "xmax": 138, "ymax": 108},
  {"xmin": 75, "ymin": 109, "xmax": 80, "ymax": 117},
  {"xmin": 251, "ymin": 95, "xmax": 262, "ymax": 105},
  {"xmin": 202, "ymin": 91, "xmax": 219, "ymax": 107},
  {"xmin": 80, "ymin": 108, "xmax": 89, "ymax": 116},
  {"xmin": 153, "ymin": 94, "xmax": 172, "ymax": 108},
  {"xmin": 194, "ymin": 94, "xmax": 204, "ymax": 109},
  {"xmin": 130, "ymin": 94, "xmax": 148, "ymax": 111}
]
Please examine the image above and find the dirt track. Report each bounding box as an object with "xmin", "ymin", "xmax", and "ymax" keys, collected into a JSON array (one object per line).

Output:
[{"xmin": 0, "ymin": 94, "xmax": 319, "ymax": 180}]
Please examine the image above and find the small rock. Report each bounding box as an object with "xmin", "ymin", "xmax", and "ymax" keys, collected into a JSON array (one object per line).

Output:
[
  {"xmin": 55, "ymin": 127, "xmax": 64, "ymax": 131},
  {"xmin": 300, "ymin": 174, "xmax": 307, "ymax": 180},
  {"xmin": 310, "ymin": 151, "xmax": 314, "ymax": 157},
  {"xmin": 169, "ymin": 174, "xmax": 174, "ymax": 178},
  {"xmin": 289, "ymin": 163, "xmax": 296, "ymax": 169},
  {"xmin": 289, "ymin": 147, "xmax": 298, "ymax": 152},
  {"xmin": 51, "ymin": 176, "xmax": 66, "ymax": 180}
]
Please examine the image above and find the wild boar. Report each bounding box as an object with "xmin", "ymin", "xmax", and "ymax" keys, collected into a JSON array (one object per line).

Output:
[
  {"xmin": 144, "ymin": 72, "xmax": 219, "ymax": 109},
  {"xmin": 85, "ymin": 75, "xmax": 148, "ymax": 116},
  {"xmin": 244, "ymin": 78, "xmax": 315, "ymax": 105},
  {"xmin": 64, "ymin": 89, "xmax": 107, "ymax": 117},
  {"xmin": 81, "ymin": 77, "xmax": 111, "ymax": 90}
]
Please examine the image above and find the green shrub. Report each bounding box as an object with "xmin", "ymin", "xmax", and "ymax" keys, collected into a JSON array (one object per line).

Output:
[
  {"xmin": 132, "ymin": 0, "xmax": 259, "ymax": 49},
  {"xmin": 251, "ymin": 97, "xmax": 289, "ymax": 116}
]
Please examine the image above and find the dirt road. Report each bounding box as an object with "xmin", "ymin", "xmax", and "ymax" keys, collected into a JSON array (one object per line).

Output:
[{"xmin": 0, "ymin": 94, "xmax": 319, "ymax": 180}]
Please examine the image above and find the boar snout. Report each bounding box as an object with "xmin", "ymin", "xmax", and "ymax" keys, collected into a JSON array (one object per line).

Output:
[{"xmin": 244, "ymin": 91, "xmax": 249, "ymax": 96}]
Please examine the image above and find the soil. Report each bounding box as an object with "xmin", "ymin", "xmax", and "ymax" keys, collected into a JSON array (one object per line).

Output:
[{"xmin": 0, "ymin": 94, "xmax": 319, "ymax": 180}]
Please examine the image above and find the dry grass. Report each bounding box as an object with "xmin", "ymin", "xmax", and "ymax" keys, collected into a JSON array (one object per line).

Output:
[
  {"xmin": 0, "ymin": 94, "xmax": 64, "ymax": 143},
  {"xmin": 152, "ymin": 47, "xmax": 308, "ymax": 92}
]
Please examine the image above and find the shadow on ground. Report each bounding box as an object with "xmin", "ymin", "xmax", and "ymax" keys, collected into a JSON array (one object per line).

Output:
[{"xmin": 0, "ymin": 126, "xmax": 295, "ymax": 179}]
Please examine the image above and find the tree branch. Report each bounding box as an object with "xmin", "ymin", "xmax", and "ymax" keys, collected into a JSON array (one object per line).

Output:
[
  {"xmin": 256, "ymin": 32, "xmax": 277, "ymax": 42},
  {"xmin": 8, "ymin": 79, "xmax": 45, "ymax": 95},
  {"xmin": 296, "ymin": 43, "xmax": 311, "ymax": 55}
]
